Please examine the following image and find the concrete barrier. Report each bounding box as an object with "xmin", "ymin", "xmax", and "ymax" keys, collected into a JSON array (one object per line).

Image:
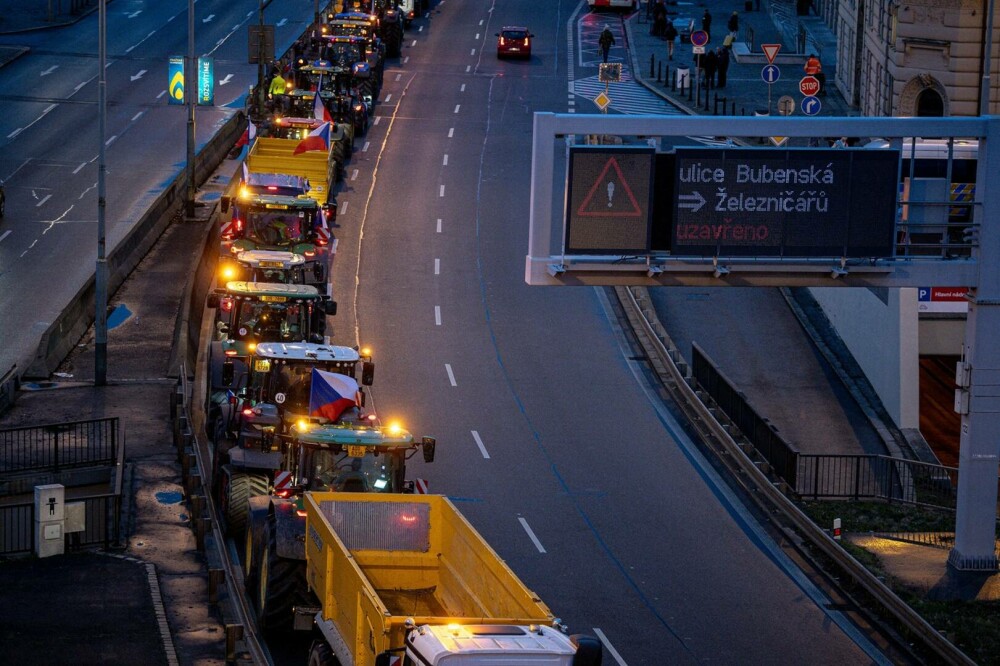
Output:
[{"xmin": 25, "ymin": 111, "xmax": 246, "ymax": 379}]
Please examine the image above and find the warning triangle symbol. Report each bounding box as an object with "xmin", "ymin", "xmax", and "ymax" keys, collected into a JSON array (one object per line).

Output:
[{"xmin": 576, "ymin": 157, "xmax": 644, "ymax": 218}]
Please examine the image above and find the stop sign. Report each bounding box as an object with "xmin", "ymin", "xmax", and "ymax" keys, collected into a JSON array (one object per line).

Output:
[{"xmin": 799, "ymin": 75, "xmax": 820, "ymax": 97}]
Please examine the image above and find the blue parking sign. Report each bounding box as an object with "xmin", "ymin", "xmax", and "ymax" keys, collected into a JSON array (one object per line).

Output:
[
  {"xmin": 198, "ymin": 57, "xmax": 214, "ymax": 106},
  {"xmin": 168, "ymin": 56, "xmax": 184, "ymax": 105}
]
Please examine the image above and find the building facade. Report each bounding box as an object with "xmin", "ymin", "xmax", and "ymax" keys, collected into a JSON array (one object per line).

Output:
[{"xmin": 835, "ymin": 0, "xmax": 999, "ymax": 117}]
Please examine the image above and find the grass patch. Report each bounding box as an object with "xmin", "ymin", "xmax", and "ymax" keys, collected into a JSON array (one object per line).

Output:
[
  {"xmin": 906, "ymin": 597, "xmax": 1000, "ymax": 665},
  {"xmin": 800, "ymin": 499, "xmax": 955, "ymax": 533}
]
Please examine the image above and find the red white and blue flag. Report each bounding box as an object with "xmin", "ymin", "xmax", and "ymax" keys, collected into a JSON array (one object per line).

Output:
[
  {"xmin": 312, "ymin": 81, "xmax": 334, "ymax": 124},
  {"xmin": 309, "ymin": 368, "xmax": 360, "ymax": 422},
  {"xmin": 293, "ymin": 122, "xmax": 331, "ymax": 156}
]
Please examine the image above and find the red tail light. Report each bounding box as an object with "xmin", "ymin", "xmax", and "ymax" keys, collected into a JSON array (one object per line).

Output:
[
  {"xmin": 224, "ymin": 349, "xmax": 238, "ymax": 357},
  {"xmin": 304, "ymin": 250, "xmax": 316, "ymax": 258},
  {"xmin": 315, "ymin": 236, "xmax": 328, "ymax": 246},
  {"xmin": 295, "ymin": 509, "xmax": 307, "ymax": 517},
  {"xmin": 267, "ymin": 186, "xmax": 278, "ymax": 191},
  {"xmin": 275, "ymin": 489, "xmax": 293, "ymax": 498},
  {"xmin": 499, "ymin": 37, "xmax": 505, "ymax": 46},
  {"xmin": 242, "ymin": 408, "xmax": 254, "ymax": 417},
  {"xmin": 222, "ymin": 298, "xmax": 234, "ymax": 311}
]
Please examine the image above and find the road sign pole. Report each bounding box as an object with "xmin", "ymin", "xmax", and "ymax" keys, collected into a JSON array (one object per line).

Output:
[
  {"xmin": 768, "ymin": 82, "xmax": 772, "ymax": 114},
  {"xmin": 95, "ymin": 0, "xmax": 107, "ymax": 386}
]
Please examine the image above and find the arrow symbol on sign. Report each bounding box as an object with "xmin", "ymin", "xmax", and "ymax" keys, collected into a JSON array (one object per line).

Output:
[
  {"xmin": 678, "ymin": 191, "xmax": 706, "ymax": 212},
  {"xmin": 219, "ymin": 74, "xmax": 233, "ymax": 86},
  {"xmin": 40, "ymin": 65, "xmax": 58, "ymax": 76},
  {"xmin": 203, "ymin": 14, "xmax": 215, "ymax": 23},
  {"xmin": 130, "ymin": 69, "xmax": 147, "ymax": 81},
  {"xmin": 276, "ymin": 18, "xmax": 288, "ymax": 27}
]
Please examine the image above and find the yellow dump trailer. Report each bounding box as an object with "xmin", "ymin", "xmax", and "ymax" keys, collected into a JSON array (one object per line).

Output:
[
  {"xmin": 303, "ymin": 493, "xmax": 603, "ymax": 666},
  {"xmin": 246, "ymin": 134, "xmax": 344, "ymax": 208}
]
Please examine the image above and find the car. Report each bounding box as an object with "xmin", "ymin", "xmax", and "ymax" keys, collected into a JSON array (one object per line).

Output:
[
  {"xmin": 496, "ymin": 26, "xmax": 533, "ymax": 59},
  {"xmin": 672, "ymin": 15, "xmax": 696, "ymax": 43}
]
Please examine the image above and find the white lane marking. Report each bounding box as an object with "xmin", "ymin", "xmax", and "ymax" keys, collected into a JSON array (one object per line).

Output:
[
  {"xmin": 479, "ymin": 19, "xmax": 483, "ymax": 25},
  {"xmin": 447, "ymin": 127, "xmax": 454, "ymax": 138},
  {"xmin": 156, "ymin": 90, "xmax": 166, "ymax": 99},
  {"xmin": 125, "ymin": 31, "xmax": 156, "ymax": 53},
  {"xmin": 418, "ymin": 25, "xmax": 423, "ymax": 32},
  {"xmin": 130, "ymin": 69, "xmax": 147, "ymax": 81},
  {"xmin": 442, "ymin": 154, "xmax": 448, "ymax": 166},
  {"xmin": 404, "ymin": 56, "xmax": 410, "ymax": 64},
  {"xmin": 75, "ymin": 81, "xmax": 88, "ymax": 92},
  {"xmin": 460, "ymin": 83, "xmax": 466, "ymax": 92},
  {"xmin": 362, "ymin": 141, "xmax": 370, "ymax": 152},
  {"xmin": 219, "ymin": 74, "xmax": 234, "ymax": 86},
  {"xmin": 0, "ymin": 230, "xmax": 11, "ymax": 243},
  {"xmin": 73, "ymin": 162, "xmax": 87, "ymax": 174},
  {"xmin": 436, "ymin": 218, "xmax": 442, "ymax": 233},
  {"xmin": 395, "ymin": 73, "xmax": 401, "ymax": 81},
  {"xmin": 35, "ymin": 194, "xmax": 52, "ymax": 207},
  {"xmin": 411, "ymin": 39, "xmax": 417, "ymax": 47},
  {"xmin": 42, "ymin": 104, "xmax": 56, "ymax": 115},
  {"xmin": 373, "ymin": 116, "xmax": 381, "ymax": 125},
  {"xmin": 439, "ymin": 185, "xmax": 445, "ymax": 197},
  {"xmin": 465, "ymin": 64, "xmax": 471, "ymax": 72},
  {"xmin": 445, "ymin": 363, "xmax": 457, "ymax": 386},
  {"xmin": 40, "ymin": 65, "xmax": 58, "ymax": 76},
  {"xmin": 453, "ymin": 104, "xmax": 460, "ymax": 113},
  {"xmin": 128, "ymin": 10, "xmax": 141, "ymax": 17},
  {"xmin": 593, "ymin": 629, "xmax": 628, "ymax": 665},
  {"xmin": 434, "ymin": 305, "xmax": 441, "ymax": 326},
  {"xmin": 202, "ymin": 13, "xmax": 215, "ymax": 23},
  {"xmin": 7, "ymin": 128, "xmax": 23, "ymax": 138},
  {"xmin": 434, "ymin": 258, "xmax": 440, "ymax": 274},
  {"xmin": 518, "ymin": 517, "xmax": 546, "ymax": 553},
  {"xmin": 131, "ymin": 111, "xmax": 144, "ymax": 121},
  {"xmin": 471, "ymin": 430, "xmax": 490, "ymax": 459},
  {"xmin": 475, "ymin": 33, "xmax": 480, "ymax": 39},
  {"xmin": 351, "ymin": 169, "xmax": 359, "ymax": 181},
  {"xmin": 470, "ymin": 48, "xmax": 476, "ymax": 55},
  {"xmin": 276, "ymin": 17, "xmax": 287, "ymax": 27},
  {"xmin": 105, "ymin": 135, "xmax": 117, "ymax": 146},
  {"xmin": 339, "ymin": 201, "xmax": 348, "ymax": 215},
  {"xmin": 385, "ymin": 94, "xmax": 392, "ymax": 102}
]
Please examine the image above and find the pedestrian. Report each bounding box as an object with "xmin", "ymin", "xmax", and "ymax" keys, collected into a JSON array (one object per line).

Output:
[
  {"xmin": 715, "ymin": 46, "xmax": 730, "ymax": 87},
  {"xmin": 664, "ymin": 19, "xmax": 678, "ymax": 59},
  {"xmin": 599, "ymin": 25, "xmax": 615, "ymax": 63},
  {"xmin": 804, "ymin": 53, "xmax": 826, "ymax": 95},
  {"xmin": 702, "ymin": 47, "xmax": 718, "ymax": 89},
  {"xmin": 652, "ymin": 1, "xmax": 666, "ymax": 37},
  {"xmin": 727, "ymin": 11, "xmax": 739, "ymax": 39},
  {"xmin": 702, "ymin": 9, "xmax": 712, "ymax": 41}
]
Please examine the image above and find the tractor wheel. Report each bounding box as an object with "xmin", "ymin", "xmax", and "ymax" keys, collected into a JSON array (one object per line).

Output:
[
  {"xmin": 256, "ymin": 513, "xmax": 309, "ymax": 634},
  {"xmin": 307, "ymin": 640, "xmax": 336, "ymax": 666},
  {"xmin": 220, "ymin": 466, "xmax": 268, "ymax": 537},
  {"xmin": 385, "ymin": 22, "xmax": 403, "ymax": 57}
]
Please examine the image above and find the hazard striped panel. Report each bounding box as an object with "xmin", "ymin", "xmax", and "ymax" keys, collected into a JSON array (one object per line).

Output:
[
  {"xmin": 413, "ymin": 478, "xmax": 429, "ymax": 494},
  {"xmin": 273, "ymin": 471, "xmax": 293, "ymax": 491}
]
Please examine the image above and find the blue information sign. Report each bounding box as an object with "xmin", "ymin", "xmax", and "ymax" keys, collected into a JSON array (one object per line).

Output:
[
  {"xmin": 801, "ymin": 95, "xmax": 822, "ymax": 116},
  {"xmin": 761, "ymin": 64, "xmax": 780, "ymax": 84},
  {"xmin": 168, "ymin": 56, "xmax": 184, "ymax": 105},
  {"xmin": 198, "ymin": 57, "xmax": 214, "ymax": 106}
]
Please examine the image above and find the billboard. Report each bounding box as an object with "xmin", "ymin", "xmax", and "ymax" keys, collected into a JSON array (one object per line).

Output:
[
  {"xmin": 668, "ymin": 148, "xmax": 900, "ymax": 258},
  {"xmin": 168, "ymin": 56, "xmax": 184, "ymax": 105}
]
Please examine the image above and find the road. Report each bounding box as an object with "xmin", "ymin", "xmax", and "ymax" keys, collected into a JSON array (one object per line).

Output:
[
  {"xmin": 328, "ymin": 0, "xmax": 886, "ymax": 662},
  {"xmin": 0, "ymin": 0, "xmax": 312, "ymax": 377}
]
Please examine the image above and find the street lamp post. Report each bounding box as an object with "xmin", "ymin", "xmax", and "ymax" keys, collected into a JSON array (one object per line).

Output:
[
  {"xmin": 186, "ymin": 0, "xmax": 196, "ymax": 217},
  {"xmin": 95, "ymin": 0, "xmax": 108, "ymax": 386}
]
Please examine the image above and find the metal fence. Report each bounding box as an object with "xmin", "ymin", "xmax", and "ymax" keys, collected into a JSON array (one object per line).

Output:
[
  {"xmin": 0, "ymin": 417, "xmax": 118, "ymax": 474},
  {"xmin": 797, "ymin": 454, "xmax": 961, "ymax": 510},
  {"xmin": 691, "ymin": 343, "xmax": 800, "ymax": 486}
]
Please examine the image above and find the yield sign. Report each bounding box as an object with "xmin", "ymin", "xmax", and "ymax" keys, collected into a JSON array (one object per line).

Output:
[
  {"xmin": 770, "ymin": 136, "xmax": 788, "ymax": 147},
  {"xmin": 761, "ymin": 44, "xmax": 781, "ymax": 64},
  {"xmin": 576, "ymin": 157, "xmax": 643, "ymax": 218}
]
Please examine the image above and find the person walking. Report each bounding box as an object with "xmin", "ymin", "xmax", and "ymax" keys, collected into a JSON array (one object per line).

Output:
[
  {"xmin": 701, "ymin": 9, "xmax": 712, "ymax": 41},
  {"xmin": 702, "ymin": 47, "xmax": 718, "ymax": 89},
  {"xmin": 664, "ymin": 19, "xmax": 677, "ymax": 59},
  {"xmin": 804, "ymin": 53, "xmax": 826, "ymax": 95},
  {"xmin": 599, "ymin": 25, "xmax": 615, "ymax": 63},
  {"xmin": 715, "ymin": 46, "xmax": 730, "ymax": 87},
  {"xmin": 727, "ymin": 11, "xmax": 739, "ymax": 39}
]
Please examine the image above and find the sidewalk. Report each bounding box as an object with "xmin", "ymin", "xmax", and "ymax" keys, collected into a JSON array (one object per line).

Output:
[
  {"xmin": 0, "ymin": 0, "xmax": 101, "ymax": 67},
  {"xmin": 626, "ymin": 0, "xmax": 853, "ymax": 121}
]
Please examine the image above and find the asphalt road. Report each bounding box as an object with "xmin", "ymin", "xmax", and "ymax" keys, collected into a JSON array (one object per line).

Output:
[
  {"xmin": 0, "ymin": 0, "xmax": 313, "ymax": 378},
  {"xmin": 328, "ymin": 0, "xmax": 886, "ymax": 662}
]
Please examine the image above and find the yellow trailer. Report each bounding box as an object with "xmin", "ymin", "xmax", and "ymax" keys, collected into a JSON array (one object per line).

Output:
[
  {"xmin": 246, "ymin": 128, "xmax": 347, "ymax": 208},
  {"xmin": 303, "ymin": 493, "xmax": 603, "ymax": 666}
]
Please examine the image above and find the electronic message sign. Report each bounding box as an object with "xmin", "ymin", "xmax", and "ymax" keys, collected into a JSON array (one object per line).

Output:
[
  {"xmin": 565, "ymin": 147, "xmax": 655, "ymax": 254},
  {"xmin": 670, "ymin": 148, "xmax": 900, "ymax": 258}
]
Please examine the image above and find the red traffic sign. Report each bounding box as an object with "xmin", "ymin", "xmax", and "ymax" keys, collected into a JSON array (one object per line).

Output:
[
  {"xmin": 799, "ymin": 75, "xmax": 820, "ymax": 97},
  {"xmin": 761, "ymin": 44, "xmax": 781, "ymax": 64},
  {"xmin": 690, "ymin": 30, "xmax": 709, "ymax": 47}
]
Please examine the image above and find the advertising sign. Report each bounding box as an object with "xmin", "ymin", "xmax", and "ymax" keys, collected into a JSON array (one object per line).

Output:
[
  {"xmin": 198, "ymin": 57, "xmax": 214, "ymax": 106},
  {"xmin": 168, "ymin": 56, "xmax": 185, "ymax": 105}
]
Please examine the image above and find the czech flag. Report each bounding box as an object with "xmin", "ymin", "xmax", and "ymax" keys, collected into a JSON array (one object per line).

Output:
[
  {"xmin": 313, "ymin": 80, "xmax": 334, "ymax": 124},
  {"xmin": 309, "ymin": 368, "xmax": 360, "ymax": 422},
  {"xmin": 234, "ymin": 119, "xmax": 257, "ymax": 149},
  {"xmin": 293, "ymin": 122, "xmax": 331, "ymax": 156}
]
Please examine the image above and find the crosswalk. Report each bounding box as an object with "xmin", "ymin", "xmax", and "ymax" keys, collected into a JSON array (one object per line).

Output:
[{"xmin": 572, "ymin": 74, "xmax": 683, "ymax": 116}]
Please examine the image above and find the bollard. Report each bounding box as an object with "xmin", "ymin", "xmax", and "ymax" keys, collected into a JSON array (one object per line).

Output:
[
  {"xmin": 664, "ymin": 65, "xmax": 670, "ymax": 87},
  {"xmin": 731, "ymin": 100, "xmax": 736, "ymax": 115},
  {"xmin": 190, "ymin": 494, "xmax": 205, "ymax": 521},
  {"xmin": 225, "ymin": 624, "xmax": 244, "ymax": 665},
  {"xmin": 833, "ymin": 518, "xmax": 842, "ymax": 540},
  {"xmin": 688, "ymin": 81, "xmax": 693, "ymax": 101},
  {"xmin": 184, "ymin": 469, "xmax": 201, "ymax": 496},
  {"xmin": 209, "ymin": 568, "xmax": 225, "ymax": 604},
  {"xmin": 657, "ymin": 61, "xmax": 662, "ymax": 83},
  {"xmin": 650, "ymin": 54, "xmax": 655, "ymax": 78},
  {"xmin": 181, "ymin": 446, "xmax": 195, "ymax": 479},
  {"xmin": 195, "ymin": 516, "xmax": 208, "ymax": 551}
]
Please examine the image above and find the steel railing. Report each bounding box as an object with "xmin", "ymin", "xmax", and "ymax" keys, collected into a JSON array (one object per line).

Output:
[{"xmin": 1, "ymin": 417, "xmax": 118, "ymax": 474}]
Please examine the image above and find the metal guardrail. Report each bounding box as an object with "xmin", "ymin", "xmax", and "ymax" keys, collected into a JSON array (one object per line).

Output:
[
  {"xmin": 0, "ymin": 417, "xmax": 118, "ymax": 474},
  {"xmin": 618, "ymin": 285, "xmax": 975, "ymax": 665}
]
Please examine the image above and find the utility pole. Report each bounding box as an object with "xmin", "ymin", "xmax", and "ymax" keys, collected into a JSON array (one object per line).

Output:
[
  {"xmin": 186, "ymin": 0, "xmax": 196, "ymax": 218},
  {"xmin": 980, "ymin": 0, "xmax": 996, "ymax": 116},
  {"xmin": 95, "ymin": 0, "xmax": 108, "ymax": 386}
]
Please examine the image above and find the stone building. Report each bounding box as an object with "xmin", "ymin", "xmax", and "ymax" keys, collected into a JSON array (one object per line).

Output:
[{"xmin": 832, "ymin": 0, "xmax": 999, "ymax": 116}]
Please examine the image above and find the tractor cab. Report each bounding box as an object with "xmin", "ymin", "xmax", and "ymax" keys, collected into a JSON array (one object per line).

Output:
[
  {"xmin": 223, "ymin": 249, "xmax": 308, "ymax": 285},
  {"xmin": 208, "ymin": 281, "xmax": 336, "ymax": 349}
]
